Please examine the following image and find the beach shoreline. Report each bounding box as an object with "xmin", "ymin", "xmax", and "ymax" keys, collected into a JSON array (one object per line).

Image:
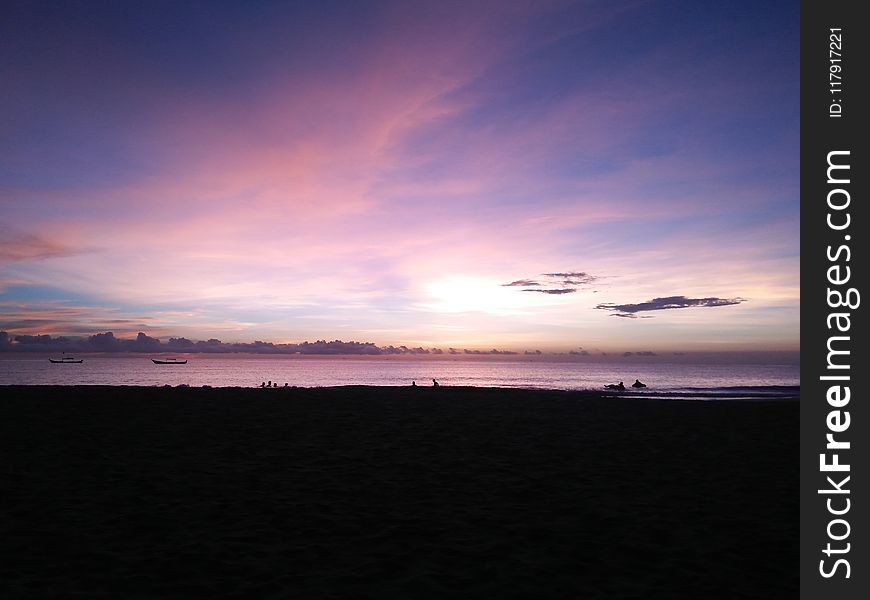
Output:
[{"xmin": 2, "ymin": 386, "xmax": 798, "ymax": 598}]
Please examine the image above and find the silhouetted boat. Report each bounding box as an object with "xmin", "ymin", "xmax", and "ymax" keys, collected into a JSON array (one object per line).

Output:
[
  {"xmin": 49, "ymin": 357, "xmax": 83, "ymax": 363},
  {"xmin": 152, "ymin": 358, "xmax": 187, "ymax": 365}
]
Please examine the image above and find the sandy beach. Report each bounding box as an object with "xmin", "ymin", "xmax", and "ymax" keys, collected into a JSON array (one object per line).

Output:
[{"xmin": 1, "ymin": 386, "xmax": 798, "ymax": 598}]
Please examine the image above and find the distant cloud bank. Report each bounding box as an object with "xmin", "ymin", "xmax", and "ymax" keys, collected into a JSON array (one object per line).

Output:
[{"xmin": 0, "ymin": 331, "xmax": 523, "ymax": 356}]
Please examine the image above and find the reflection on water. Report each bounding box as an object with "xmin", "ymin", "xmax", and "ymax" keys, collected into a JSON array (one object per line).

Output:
[{"xmin": 1, "ymin": 354, "xmax": 799, "ymax": 397}]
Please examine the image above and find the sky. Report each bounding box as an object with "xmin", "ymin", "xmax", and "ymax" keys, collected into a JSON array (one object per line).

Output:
[{"xmin": 1, "ymin": 0, "xmax": 799, "ymax": 355}]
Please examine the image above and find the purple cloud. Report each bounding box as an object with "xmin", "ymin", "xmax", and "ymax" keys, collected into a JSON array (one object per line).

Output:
[
  {"xmin": 522, "ymin": 288, "xmax": 576, "ymax": 295},
  {"xmin": 0, "ymin": 231, "xmax": 78, "ymax": 263},
  {"xmin": 543, "ymin": 272, "xmax": 597, "ymax": 285},
  {"xmin": 501, "ymin": 279, "xmax": 541, "ymax": 287},
  {"xmin": 503, "ymin": 269, "xmax": 598, "ymax": 296},
  {"xmin": 596, "ymin": 295, "xmax": 745, "ymax": 317}
]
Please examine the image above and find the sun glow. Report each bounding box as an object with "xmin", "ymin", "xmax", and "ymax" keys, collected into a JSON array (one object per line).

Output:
[{"xmin": 422, "ymin": 276, "xmax": 543, "ymax": 315}]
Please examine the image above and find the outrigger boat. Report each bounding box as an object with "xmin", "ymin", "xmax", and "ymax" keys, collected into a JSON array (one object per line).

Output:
[
  {"xmin": 152, "ymin": 358, "xmax": 187, "ymax": 365},
  {"xmin": 49, "ymin": 356, "xmax": 83, "ymax": 364}
]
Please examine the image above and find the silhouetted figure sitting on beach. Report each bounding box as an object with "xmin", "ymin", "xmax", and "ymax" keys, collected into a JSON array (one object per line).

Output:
[
  {"xmin": 268, "ymin": 380, "xmax": 272, "ymax": 388},
  {"xmin": 605, "ymin": 381, "xmax": 625, "ymax": 391},
  {"xmin": 432, "ymin": 379, "xmax": 439, "ymax": 387},
  {"xmin": 411, "ymin": 380, "xmax": 417, "ymax": 387},
  {"xmin": 260, "ymin": 382, "xmax": 266, "ymax": 388},
  {"xmin": 284, "ymin": 383, "xmax": 289, "ymax": 387},
  {"xmin": 632, "ymin": 379, "xmax": 647, "ymax": 388}
]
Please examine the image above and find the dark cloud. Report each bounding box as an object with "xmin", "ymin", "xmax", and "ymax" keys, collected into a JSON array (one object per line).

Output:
[
  {"xmin": 503, "ymin": 270, "xmax": 598, "ymax": 295},
  {"xmin": 0, "ymin": 331, "xmax": 379, "ymax": 355},
  {"xmin": 501, "ymin": 279, "xmax": 540, "ymax": 287},
  {"xmin": 168, "ymin": 337, "xmax": 195, "ymax": 349},
  {"xmin": 0, "ymin": 331, "xmax": 518, "ymax": 357},
  {"xmin": 596, "ymin": 295, "xmax": 745, "ymax": 317},
  {"xmin": 88, "ymin": 331, "xmax": 120, "ymax": 350},
  {"xmin": 133, "ymin": 332, "xmax": 161, "ymax": 350},
  {"xmin": 522, "ymin": 288, "xmax": 576, "ymax": 295},
  {"xmin": 381, "ymin": 345, "xmax": 431, "ymax": 355},
  {"xmin": 13, "ymin": 334, "xmax": 63, "ymax": 345},
  {"xmin": 295, "ymin": 340, "xmax": 381, "ymax": 355},
  {"xmin": 543, "ymin": 272, "xmax": 597, "ymax": 286}
]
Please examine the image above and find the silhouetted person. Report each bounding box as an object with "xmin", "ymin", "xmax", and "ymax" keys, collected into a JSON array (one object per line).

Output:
[
  {"xmin": 284, "ymin": 383, "xmax": 289, "ymax": 387},
  {"xmin": 411, "ymin": 380, "xmax": 417, "ymax": 387},
  {"xmin": 268, "ymin": 380, "xmax": 272, "ymax": 388},
  {"xmin": 605, "ymin": 381, "xmax": 625, "ymax": 391},
  {"xmin": 261, "ymin": 382, "xmax": 266, "ymax": 388},
  {"xmin": 632, "ymin": 379, "xmax": 647, "ymax": 388},
  {"xmin": 432, "ymin": 379, "xmax": 439, "ymax": 387}
]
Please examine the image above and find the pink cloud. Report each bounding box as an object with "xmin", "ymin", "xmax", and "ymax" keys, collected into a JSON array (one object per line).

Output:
[{"xmin": 1, "ymin": 1, "xmax": 798, "ymax": 352}]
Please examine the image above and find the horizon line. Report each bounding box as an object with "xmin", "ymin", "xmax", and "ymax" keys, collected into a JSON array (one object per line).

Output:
[{"xmin": 0, "ymin": 330, "xmax": 800, "ymax": 360}]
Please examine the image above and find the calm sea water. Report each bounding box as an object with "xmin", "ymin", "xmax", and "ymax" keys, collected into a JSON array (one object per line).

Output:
[{"xmin": 1, "ymin": 354, "xmax": 799, "ymax": 398}]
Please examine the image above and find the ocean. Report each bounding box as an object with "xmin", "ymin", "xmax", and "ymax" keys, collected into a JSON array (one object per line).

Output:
[{"xmin": 1, "ymin": 354, "xmax": 799, "ymax": 398}]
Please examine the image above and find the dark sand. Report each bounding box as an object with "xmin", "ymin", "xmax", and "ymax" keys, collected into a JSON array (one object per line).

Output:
[{"xmin": 1, "ymin": 386, "xmax": 797, "ymax": 598}]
